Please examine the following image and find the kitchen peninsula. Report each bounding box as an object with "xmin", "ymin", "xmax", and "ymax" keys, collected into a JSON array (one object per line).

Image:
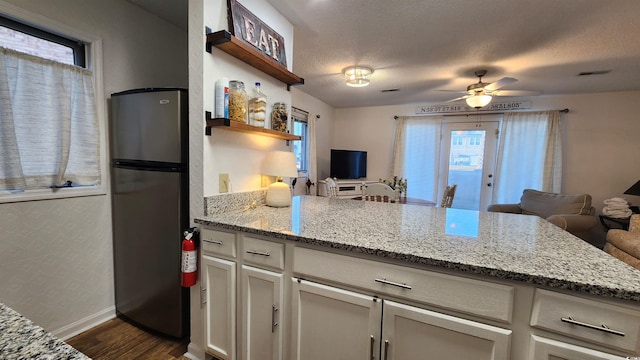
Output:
[
  {"xmin": 195, "ymin": 195, "xmax": 640, "ymax": 359},
  {"xmin": 0, "ymin": 303, "xmax": 89, "ymax": 359}
]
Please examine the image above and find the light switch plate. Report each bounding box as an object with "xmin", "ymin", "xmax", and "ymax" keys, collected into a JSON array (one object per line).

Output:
[{"xmin": 219, "ymin": 173, "xmax": 229, "ymax": 193}]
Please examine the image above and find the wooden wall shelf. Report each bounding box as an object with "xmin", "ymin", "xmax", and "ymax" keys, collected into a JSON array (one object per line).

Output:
[
  {"xmin": 205, "ymin": 112, "xmax": 301, "ymax": 141},
  {"xmin": 206, "ymin": 30, "xmax": 304, "ymax": 89}
]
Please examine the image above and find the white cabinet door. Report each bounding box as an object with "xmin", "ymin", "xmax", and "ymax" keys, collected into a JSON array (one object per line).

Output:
[
  {"xmin": 381, "ymin": 300, "xmax": 512, "ymax": 360},
  {"xmin": 529, "ymin": 335, "xmax": 629, "ymax": 360},
  {"xmin": 241, "ymin": 265, "xmax": 284, "ymax": 360},
  {"xmin": 203, "ymin": 255, "xmax": 236, "ymax": 360},
  {"xmin": 290, "ymin": 279, "xmax": 381, "ymax": 360}
]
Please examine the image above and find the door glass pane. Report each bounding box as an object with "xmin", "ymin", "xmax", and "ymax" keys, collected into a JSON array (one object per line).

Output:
[{"xmin": 447, "ymin": 130, "xmax": 486, "ymax": 210}]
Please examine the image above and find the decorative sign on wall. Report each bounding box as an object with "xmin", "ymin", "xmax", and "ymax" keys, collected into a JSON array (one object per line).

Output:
[
  {"xmin": 228, "ymin": 0, "xmax": 287, "ymax": 68},
  {"xmin": 416, "ymin": 101, "xmax": 532, "ymax": 114}
]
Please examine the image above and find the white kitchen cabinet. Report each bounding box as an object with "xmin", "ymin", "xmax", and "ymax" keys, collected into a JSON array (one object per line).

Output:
[
  {"xmin": 203, "ymin": 254, "xmax": 236, "ymax": 360},
  {"xmin": 529, "ymin": 335, "xmax": 628, "ymax": 360},
  {"xmin": 196, "ymin": 224, "xmax": 640, "ymax": 359},
  {"xmin": 381, "ymin": 300, "xmax": 511, "ymax": 360},
  {"xmin": 241, "ymin": 265, "xmax": 284, "ymax": 360},
  {"xmin": 291, "ymin": 278, "xmax": 511, "ymax": 360},
  {"xmin": 291, "ymin": 279, "xmax": 381, "ymax": 360}
]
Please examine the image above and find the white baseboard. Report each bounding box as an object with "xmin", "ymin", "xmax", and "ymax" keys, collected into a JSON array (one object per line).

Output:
[
  {"xmin": 52, "ymin": 306, "xmax": 116, "ymax": 341},
  {"xmin": 184, "ymin": 342, "xmax": 206, "ymax": 360}
]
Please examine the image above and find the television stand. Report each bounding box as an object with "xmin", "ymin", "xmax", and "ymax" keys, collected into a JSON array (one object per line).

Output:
[{"xmin": 318, "ymin": 179, "xmax": 377, "ymax": 198}]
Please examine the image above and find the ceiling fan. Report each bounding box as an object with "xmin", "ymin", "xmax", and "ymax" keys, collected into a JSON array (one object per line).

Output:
[{"xmin": 445, "ymin": 70, "xmax": 540, "ymax": 108}]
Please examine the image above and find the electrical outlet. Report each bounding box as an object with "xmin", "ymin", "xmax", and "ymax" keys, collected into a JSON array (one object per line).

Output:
[{"xmin": 219, "ymin": 173, "xmax": 229, "ymax": 193}]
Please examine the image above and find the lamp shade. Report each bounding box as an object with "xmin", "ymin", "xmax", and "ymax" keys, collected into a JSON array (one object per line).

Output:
[
  {"xmin": 466, "ymin": 94, "xmax": 492, "ymax": 108},
  {"xmin": 262, "ymin": 151, "xmax": 298, "ymax": 178},
  {"xmin": 624, "ymin": 180, "xmax": 640, "ymax": 196}
]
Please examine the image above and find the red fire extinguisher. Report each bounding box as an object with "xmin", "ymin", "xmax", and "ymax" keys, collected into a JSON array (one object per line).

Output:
[{"xmin": 181, "ymin": 228, "xmax": 198, "ymax": 287}]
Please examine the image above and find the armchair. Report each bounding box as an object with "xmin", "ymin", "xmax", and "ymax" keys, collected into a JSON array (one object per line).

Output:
[
  {"xmin": 487, "ymin": 189, "xmax": 598, "ymax": 238},
  {"xmin": 604, "ymin": 214, "xmax": 640, "ymax": 270}
]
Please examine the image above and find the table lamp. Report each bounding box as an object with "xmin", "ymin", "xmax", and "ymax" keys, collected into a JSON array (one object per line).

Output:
[
  {"xmin": 263, "ymin": 150, "xmax": 298, "ymax": 207},
  {"xmin": 624, "ymin": 180, "xmax": 640, "ymax": 197}
]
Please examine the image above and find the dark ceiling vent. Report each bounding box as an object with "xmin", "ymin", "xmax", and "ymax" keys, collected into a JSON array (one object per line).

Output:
[
  {"xmin": 381, "ymin": 88, "xmax": 399, "ymax": 92},
  {"xmin": 578, "ymin": 70, "xmax": 611, "ymax": 76}
]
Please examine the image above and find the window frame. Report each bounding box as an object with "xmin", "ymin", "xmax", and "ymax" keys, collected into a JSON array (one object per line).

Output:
[
  {"xmin": 0, "ymin": 3, "xmax": 107, "ymax": 204},
  {"xmin": 292, "ymin": 107, "xmax": 309, "ymax": 174},
  {"xmin": 0, "ymin": 15, "xmax": 85, "ymax": 67}
]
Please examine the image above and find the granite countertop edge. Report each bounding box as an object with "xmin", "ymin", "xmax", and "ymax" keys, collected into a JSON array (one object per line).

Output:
[
  {"xmin": 0, "ymin": 303, "xmax": 89, "ymax": 360},
  {"xmin": 194, "ymin": 217, "xmax": 640, "ymax": 303}
]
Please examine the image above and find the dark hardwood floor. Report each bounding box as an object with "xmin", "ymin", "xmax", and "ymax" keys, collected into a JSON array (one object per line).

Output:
[{"xmin": 66, "ymin": 316, "xmax": 189, "ymax": 360}]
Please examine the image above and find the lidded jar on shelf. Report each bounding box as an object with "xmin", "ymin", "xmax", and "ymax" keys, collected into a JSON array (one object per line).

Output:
[
  {"xmin": 228, "ymin": 80, "xmax": 247, "ymax": 123},
  {"xmin": 271, "ymin": 102, "xmax": 288, "ymax": 132},
  {"xmin": 248, "ymin": 82, "xmax": 267, "ymax": 127}
]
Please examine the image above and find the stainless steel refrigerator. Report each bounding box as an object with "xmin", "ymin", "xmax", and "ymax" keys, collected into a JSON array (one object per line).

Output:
[{"xmin": 110, "ymin": 88, "xmax": 189, "ymax": 338}]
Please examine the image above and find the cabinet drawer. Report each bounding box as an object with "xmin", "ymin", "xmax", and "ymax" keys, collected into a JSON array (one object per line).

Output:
[
  {"xmin": 530, "ymin": 289, "xmax": 640, "ymax": 353},
  {"xmin": 529, "ymin": 335, "xmax": 627, "ymax": 360},
  {"xmin": 201, "ymin": 228, "xmax": 236, "ymax": 258},
  {"xmin": 243, "ymin": 236, "xmax": 284, "ymax": 271},
  {"xmin": 293, "ymin": 247, "xmax": 514, "ymax": 323}
]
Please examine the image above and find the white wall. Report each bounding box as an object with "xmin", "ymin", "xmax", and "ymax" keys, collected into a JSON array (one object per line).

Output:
[
  {"xmin": 0, "ymin": 0, "xmax": 187, "ymax": 337},
  {"xmin": 327, "ymin": 91, "xmax": 640, "ymax": 247}
]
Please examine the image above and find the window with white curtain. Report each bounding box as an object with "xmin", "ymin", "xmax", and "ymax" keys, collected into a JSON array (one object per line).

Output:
[
  {"xmin": 0, "ymin": 15, "xmax": 100, "ymax": 199},
  {"xmin": 392, "ymin": 111, "xmax": 562, "ymax": 205},
  {"xmin": 391, "ymin": 116, "xmax": 442, "ymax": 201},
  {"xmin": 292, "ymin": 107, "xmax": 309, "ymax": 172}
]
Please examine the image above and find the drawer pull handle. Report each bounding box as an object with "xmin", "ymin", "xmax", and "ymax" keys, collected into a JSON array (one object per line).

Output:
[
  {"xmin": 560, "ymin": 316, "xmax": 625, "ymax": 336},
  {"xmin": 246, "ymin": 250, "xmax": 271, "ymax": 257},
  {"xmin": 208, "ymin": 239, "xmax": 223, "ymax": 245},
  {"xmin": 375, "ymin": 278, "xmax": 412, "ymax": 290}
]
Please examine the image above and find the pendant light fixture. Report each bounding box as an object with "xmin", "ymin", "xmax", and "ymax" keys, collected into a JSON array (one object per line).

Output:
[
  {"xmin": 344, "ymin": 66, "xmax": 373, "ymax": 87},
  {"xmin": 465, "ymin": 93, "xmax": 493, "ymax": 109}
]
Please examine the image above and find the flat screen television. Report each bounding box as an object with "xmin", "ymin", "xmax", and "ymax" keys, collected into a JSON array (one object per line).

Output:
[{"xmin": 330, "ymin": 149, "xmax": 367, "ymax": 179}]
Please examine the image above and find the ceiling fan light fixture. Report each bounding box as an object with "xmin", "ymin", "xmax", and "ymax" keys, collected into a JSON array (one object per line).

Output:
[
  {"xmin": 344, "ymin": 66, "xmax": 373, "ymax": 87},
  {"xmin": 466, "ymin": 94, "xmax": 493, "ymax": 109}
]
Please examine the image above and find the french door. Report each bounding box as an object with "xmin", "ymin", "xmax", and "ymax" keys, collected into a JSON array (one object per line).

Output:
[{"xmin": 439, "ymin": 117, "xmax": 500, "ymax": 210}]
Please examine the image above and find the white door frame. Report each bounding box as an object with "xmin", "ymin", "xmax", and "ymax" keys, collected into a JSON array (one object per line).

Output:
[{"xmin": 438, "ymin": 116, "xmax": 500, "ymax": 210}]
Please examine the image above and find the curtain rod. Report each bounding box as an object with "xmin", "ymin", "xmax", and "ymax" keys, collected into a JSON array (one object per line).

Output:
[{"xmin": 393, "ymin": 108, "xmax": 569, "ymax": 119}]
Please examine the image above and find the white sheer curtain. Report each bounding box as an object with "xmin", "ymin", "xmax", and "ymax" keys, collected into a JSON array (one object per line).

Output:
[
  {"xmin": 391, "ymin": 116, "xmax": 442, "ymax": 202},
  {"xmin": 492, "ymin": 110, "xmax": 562, "ymax": 203},
  {"xmin": 307, "ymin": 114, "xmax": 318, "ymax": 195},
  {"xmin": 0, "ymin": 47, "xmax": 99, "ymax": 191}
]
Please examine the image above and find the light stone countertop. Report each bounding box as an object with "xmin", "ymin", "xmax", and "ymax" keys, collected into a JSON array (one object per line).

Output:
[
  {"xmin": 0, "ymin": 302, "xmax": 89, "ymax": 359},
  {"xmin": 195, "ymin": 195, "xmax": 640, "ymax": 302}
]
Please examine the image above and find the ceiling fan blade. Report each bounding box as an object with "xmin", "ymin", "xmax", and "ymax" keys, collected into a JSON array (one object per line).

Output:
[
  {"xmin": 446, "ymin": 95, "xmax": 470, "ymax": 102},
  {"xmin": 436, "ymin": 89, "xmax": 469, "ymax": 94},
  {"xmin": 483, "ymin": 77, "xmax": 517, "ymax": 91},
  {"xmin": 493, "ymin": 90, "xmax": 541, "ymax": 96}
]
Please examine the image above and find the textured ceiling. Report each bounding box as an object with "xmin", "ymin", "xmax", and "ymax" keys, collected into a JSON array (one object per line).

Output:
[
  {"xmin": 268, "ymin": 0, "xmax": 640, "ymax": 108},
  {"xmin": 134, "ymin": 0, "xmax": 640, "ymax": 109}
]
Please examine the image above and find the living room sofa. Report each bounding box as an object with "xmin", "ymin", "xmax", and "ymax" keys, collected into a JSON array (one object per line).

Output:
[
  {"xmin": 487, "ymin": 189, "xmax": 598, "ymax": 238},
  {"xmin": 604, "ymin": 214, "xmax": 640, "ymax": 270}
]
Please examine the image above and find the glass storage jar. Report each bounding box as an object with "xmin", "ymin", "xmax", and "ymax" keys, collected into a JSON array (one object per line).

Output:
[
  {"xmin": 228, "ymin": 80, "xmax": 247, "ymax": 123},
  {"xmin": 271, "ymin": 102, "xmax": 288, "ymax": 132}
]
